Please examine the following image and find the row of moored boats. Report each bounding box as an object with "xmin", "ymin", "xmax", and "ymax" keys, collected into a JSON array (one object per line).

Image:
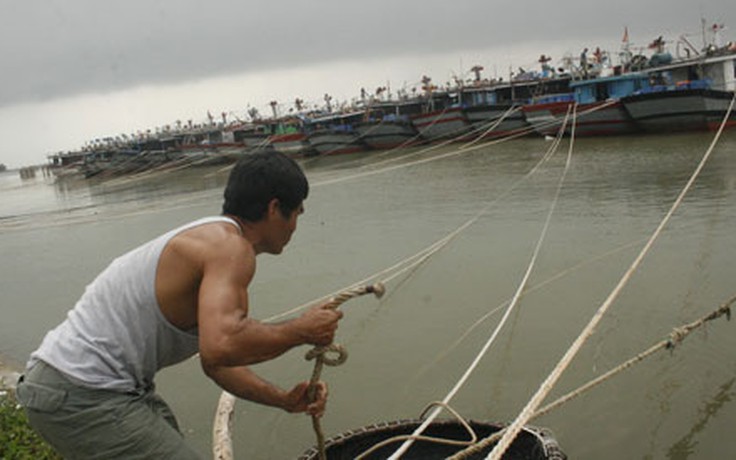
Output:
[{"xmin": 48, "ymin": 31, "xmax": 736, "ymax": 179}]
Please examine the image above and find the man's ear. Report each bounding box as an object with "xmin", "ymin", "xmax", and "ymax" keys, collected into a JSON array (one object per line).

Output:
[{"xmin": 267, "ymin": 198, "xmax": 280, "ymax": 217}]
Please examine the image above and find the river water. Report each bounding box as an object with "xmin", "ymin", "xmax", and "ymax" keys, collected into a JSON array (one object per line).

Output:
[{"xmin": 1, "ymin": 132, "xmax": 735, "ymax": 459}]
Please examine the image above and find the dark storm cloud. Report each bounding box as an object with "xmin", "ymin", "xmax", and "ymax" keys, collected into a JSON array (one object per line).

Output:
[{"xmin": 1, "ymin": 0, "xmax": 733, "ymax": 107}]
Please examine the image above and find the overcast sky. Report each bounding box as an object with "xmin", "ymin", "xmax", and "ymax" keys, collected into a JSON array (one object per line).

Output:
[{"xmin": 0, "ymin": 0, "xmax": 733, "ymax": 168}]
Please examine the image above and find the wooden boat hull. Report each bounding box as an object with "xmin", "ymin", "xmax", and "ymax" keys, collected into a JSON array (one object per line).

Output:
[
  {"xmin": 463, "ymin": 104, "xmax": 530, "ymax": 139},
  {"xmin": 522, "ymin": 100, "xmax": 638, "ymax": 137},
  {"xmin": 622, "ymin": 88, "xmax": 736, "ymax": 133},
  {"xmin": 354, "ymin": 120, "xmax": 421, "ymax": 150},
  {"xmin": 308, "ymin": 130, "xmax": 368, "ymax": 155},
  {"xmin": 411, "ymin": 107, "xmax": 470, "ymax": 142},
  {"xmin": 268, "ymin": 133, "xmax": 314, "ymax": 157}
]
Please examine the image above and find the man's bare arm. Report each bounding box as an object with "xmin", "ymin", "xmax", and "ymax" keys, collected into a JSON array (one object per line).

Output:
[
  {"xmin": 203, "ymin": 365, "xmax": 328, "ymax": 417},
  {"xmin": 197, "ymin": 233, "xmax": 342, "ymax": 368}
]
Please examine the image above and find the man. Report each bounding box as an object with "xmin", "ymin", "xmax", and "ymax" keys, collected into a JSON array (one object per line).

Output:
[
  {"xmin": 580, "ymin": 47, "xmax": 589, "ymax": 78},
  {"xmin": 16, "ymin": 151, "xmax": 343, "ymax": 459}
]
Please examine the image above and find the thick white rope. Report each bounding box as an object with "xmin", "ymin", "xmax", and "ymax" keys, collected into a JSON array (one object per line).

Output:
[
  {"xmin": 385, "ymin": 104, "xmax": 578, "ymax": 460},
  {"xmin": 483, "ymin": 93, "xmax": 736, "ymax": 460}
]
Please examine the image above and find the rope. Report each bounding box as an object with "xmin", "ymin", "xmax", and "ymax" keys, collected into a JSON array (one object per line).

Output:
[
  {"xmin": 1, "ymin": 100, "xmax": 615, "ymax": 233},
  {"xmin": 211, "ymin": 284, "xmax": 385, "ymax": 460},
  {"xmin": 459, "ymin": 105, "xmax": 521, "ymax": 150},
  {"xmin": 354, "ymin": 402, "xmax": 479, "ymax": 460},
  {"xmin": 534, "ymin": 293, "xmax": 735, "ymax": 419},
  {"xmin": 305, "ymin": 343, "xmax": 347, "ymax": 460},
  {"xmin": 213, "ymin": 391, "xmax": 236, "ymax": 460},
  {"xmin": 448, "ymin": 293, "xmax": 736, "ymax": 459},
  {"xmin": 206, "ymin": 97, "xmax": 638, "ymax": 460},
  {"xmin": 210, "ymin": 111, "xmax": 572, "ymax": 459},
  {"xmin": 311, "ymin": 99, "xmax": 618, "ymax": 189},
  {"xmin": 311, "ymin": 103, "xmax": 524, "ymax": 187},
  {"xmin": 407, "ymin": 238, "xmax": 644, "ymax": 388},
  {"xmin": 265, "ymin": 110, "xmax": 570, "ymax": 325},
  {"xmin": 482, "ymin": 93, "xmax": 736, "ymax": 460},
  {"xmin": 385, "ymin": 103, "xmax": 578, "ymax": 460},
  {"xmin": 305, "ymin": 283, "xmax": 386, "ymax": 460}
]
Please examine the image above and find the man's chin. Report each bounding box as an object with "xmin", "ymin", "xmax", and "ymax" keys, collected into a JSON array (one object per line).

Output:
[{"xmin": 266, "ymin": 246, "xmax": 285, "ymax": 255}]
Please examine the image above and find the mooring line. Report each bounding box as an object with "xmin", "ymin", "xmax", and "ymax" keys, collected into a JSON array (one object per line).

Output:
[
  {"xmin": 459, "ymin": 106, "xmax": 521, "ymax": 150},
  {"xmin": 482, "ymin": 93, "xmax": 736, "ymax": 460},
  {"xmin": 385, "ymin": 103, "xmax": 578, "ymax": 460},
  {"xmin": 448, "ymin": 293, "xmax": 736, "ymax": 459},
  {"xmin": 1, "ymin": 100, "xmax": 608, "ymax": 233},
  {"xmin": 309, "ymin": 104, "xmax": 529, "ymax": 187},
  {"xmin": 405, "ymin": 237, "xmax": 645, "ymax": 389},
  {"xmin": 265, "ymin": 112, "xmax": 567, "ymax": 324},
  {"xmin": 536, "ymin": 293, "xmax": 735, "ymax": 418},
  {"xmin": 342, "ymin": 293, "xmax": 736, "ymax": 460},
  {"xmin": 211, "ymin": 106, "xmax": 572, "ymax": 460},
  {"xmin": 317, "ymin": 98, "xmax": 617, "ymax": 189}
]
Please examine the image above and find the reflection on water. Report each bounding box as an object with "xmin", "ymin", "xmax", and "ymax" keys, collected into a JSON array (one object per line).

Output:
[
  {"xmin": 666, "ymin": 379, "xmax": 735, "ymax": 459},
  {"xmin": 1, "ymin": 132, "xmax": 736, "ymax": 459}
]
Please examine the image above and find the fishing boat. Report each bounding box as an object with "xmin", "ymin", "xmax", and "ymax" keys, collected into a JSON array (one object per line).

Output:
[
  {"xmin": 522, "ymin": 73, "xmax": 650, "ymax": 137},
  {"xmin": 227, "ymin": 122, "xmax": 272, "ymax": 153},
  {"xmin": 354, "ymin": 101, "xmax": 422, "ymax": 150},
  {"xmin": 521, "ymin": 92, "xmax": 576, "ymax": 137},
  {"xmin": 520, "ymin": 46, "xmax": 654, "ymax": 137},
  {"xmin": 247, "ymin": 117, "xmax": 312, "ymax": 157},
  {"xmin": 410, "ymin": 77, "xmax": 470, "ymax": 142},
  {"xmin": 460, "ymin": 63, "xmax": 570, "ymax": 140},
  {"xmin": 307, "ymin": 110, "xmax": 369, "ymax": 155},
  {"xmin": 179, "ymin": 126, "xmax": 247, "ymax": 163},
  {"xmin": 621, "ymin": 45, "xmax": 736, "ymax": 132},
  {"xmin": 624, "ymin": 85, "xmax": 736, "ymax": 132}
]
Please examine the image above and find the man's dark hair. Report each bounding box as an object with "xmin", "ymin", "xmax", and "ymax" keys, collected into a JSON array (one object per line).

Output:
[{"xmin": 222, "ymin": 151, "xmax": 309, "ymax": 222}]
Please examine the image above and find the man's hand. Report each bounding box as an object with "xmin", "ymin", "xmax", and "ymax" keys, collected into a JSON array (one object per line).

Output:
[
  {"xmin": 282, "ymin": 381, "xmax": 329, "ymax": 417},
  {"xmin": 295, "ymin": 302, "xmax": 344, "ymax": 346}
]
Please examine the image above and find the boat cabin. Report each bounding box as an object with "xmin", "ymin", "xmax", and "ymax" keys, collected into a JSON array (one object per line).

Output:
[{"xmin": 570, "ymin": 73, "xmax": 652, "ymax": 104}]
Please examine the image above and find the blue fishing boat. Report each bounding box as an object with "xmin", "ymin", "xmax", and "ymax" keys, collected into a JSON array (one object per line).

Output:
[
  {"xmin": 354, "ymin": 101, "xmax": 422, "ymax": 150},
  {"xmin": 621, "ymin": 47, "xmax": 736, "ymax": 132},
  {"xmin": 523, "ymin": 72, "xmax": 651, "ymax": 137},
  {"xmin": 410, "ymin": 77, "xmax": 470, "ymax": 142},
  {"xmin": 307, "ymin": 110, "xmax": 369, "ymax": 155},
  {"xmin": 461, "ymin": 63, "xmax": 571, "ymax": 140}
]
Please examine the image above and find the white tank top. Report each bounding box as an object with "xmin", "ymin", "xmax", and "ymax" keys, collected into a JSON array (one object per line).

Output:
[{"xmin": 29, "ymin": 216, "xmax": 241, "ymax": 392}]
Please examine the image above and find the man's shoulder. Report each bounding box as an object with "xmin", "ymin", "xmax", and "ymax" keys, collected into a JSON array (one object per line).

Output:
[{"xmin": 175, "ymin": 220, "xmax": 254, "ymax": 264}]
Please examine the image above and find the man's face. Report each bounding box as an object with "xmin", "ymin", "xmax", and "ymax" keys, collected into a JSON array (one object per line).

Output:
[{"xmin": 265, "ymin": 201, "xmax": 304, "ymax": 254}]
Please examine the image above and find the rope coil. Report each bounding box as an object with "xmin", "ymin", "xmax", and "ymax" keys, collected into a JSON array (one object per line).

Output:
[{"xmin": 305, "ymin": 344, "xmax": 348, "ymax": 367}]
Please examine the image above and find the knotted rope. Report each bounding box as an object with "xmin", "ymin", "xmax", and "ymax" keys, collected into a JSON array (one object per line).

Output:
[
  {"xmin": 305, "ymin": 283, "xmax": 386, "ymax": 460},
  {"xmin": 448, "ymin": 293, "xmax": 735, "ymax": 458},
  {"xmin": 212, "ymin": 283, "xmax": 384, "ymax": 460}
]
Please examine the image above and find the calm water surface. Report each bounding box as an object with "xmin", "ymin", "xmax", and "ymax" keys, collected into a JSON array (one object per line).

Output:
[{"xmin": 1, "ymin": 132, "xmax": 735, "ymax": 459}]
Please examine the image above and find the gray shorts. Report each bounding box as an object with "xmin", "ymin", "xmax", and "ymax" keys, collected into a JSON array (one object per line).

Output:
[{"xmin": 16, "ymin": 361, "xmax": 202, "ymax": 460}]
